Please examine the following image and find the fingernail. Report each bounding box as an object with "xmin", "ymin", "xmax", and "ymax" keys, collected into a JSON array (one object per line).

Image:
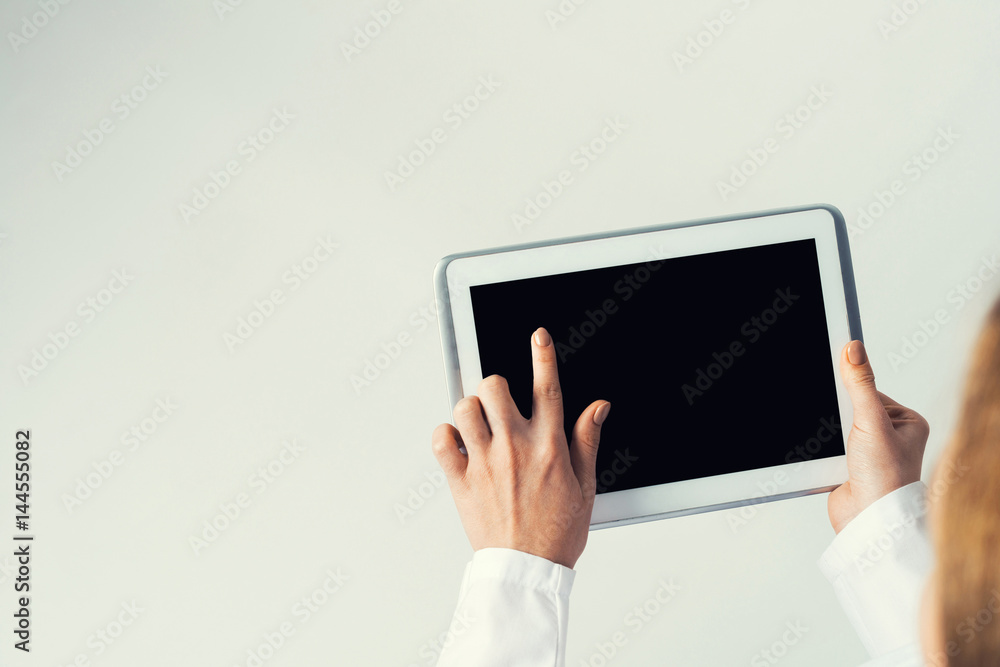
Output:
[
  {"xmin": 594, "ymin": 402, "xmax": 611, "ymax": 425},
  {"xmin": 534, "ymin": 327, "xmax": 551, "ymax": 347},
  {"xmin": 848, "ymin": 340, "xmax": 867, "ymax": 366}
]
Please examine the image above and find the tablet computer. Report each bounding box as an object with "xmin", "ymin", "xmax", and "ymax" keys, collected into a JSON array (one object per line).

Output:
[{"xmin": 434, "ymin": 204, "xmax": 860, "ymax": 529}]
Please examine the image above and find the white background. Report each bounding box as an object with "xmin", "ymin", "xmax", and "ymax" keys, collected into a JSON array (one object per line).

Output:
[{"xmin": 1, "ymin": 1, "xmax": 998, "ymax": 666}]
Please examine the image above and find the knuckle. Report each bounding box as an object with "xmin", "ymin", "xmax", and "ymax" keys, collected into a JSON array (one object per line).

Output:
[
  {"xmin": 453, "ymin": 396, "xmax": 481, "ymax": 421},
  {"xmin": 854, "ymin": 370, "xmax": 877, "ymax": 388},
  {"xmin": 536, "ymin": 380, "xmax": 562, "ymax": 402},
  {"xmin": 916, "ymin": 414, "xmax": 931, "ymax": 436},
  {"xmin": 430, "ymin": 426, "xmax": 452, "ymax": 454},
  {"xmin": 535, "ymin": 438, "xmax": 565, "ymax": 464},
  {"xmin": 578, "ymin": 432, "xmax": 599, "ymax": 452},
  {"xmin": 479, "ymin": 374, "xmax": 509, "ymax": 395}
]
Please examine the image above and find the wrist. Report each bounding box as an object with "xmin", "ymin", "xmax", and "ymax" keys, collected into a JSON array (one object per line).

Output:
[
  {"xmin": 468, "ymin": 548, "xmax": 577, "ymax": 590},
  {"xmin": 830, "ymin": 478, "xmax": 924, "ymax": 534}
]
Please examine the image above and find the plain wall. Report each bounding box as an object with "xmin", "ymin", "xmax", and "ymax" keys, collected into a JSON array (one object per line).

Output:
[{"xmin": 1, "ymin": 1, "xmax": 998, "ymax": 665}]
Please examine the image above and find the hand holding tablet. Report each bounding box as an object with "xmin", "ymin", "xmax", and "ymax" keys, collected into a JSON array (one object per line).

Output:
[
  {"xmin": 828, "ymin": 341, "xmax": 929, "ymax": 533},
  {"xmin": 430, "ymin": 207, "xmax": 937, "ymax": 667},
  {"xmin": 430, "ymin": 327, "xmax": 610, "ymax": 569},
  {"xmin": 435, "ymin": 205, "xmax": 862, "ymax": 528}
]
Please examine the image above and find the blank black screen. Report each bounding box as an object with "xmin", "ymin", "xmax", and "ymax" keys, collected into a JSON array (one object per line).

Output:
[{"xmin": 469, "ymin": 238, "xmax": 844, "ymax": 494}]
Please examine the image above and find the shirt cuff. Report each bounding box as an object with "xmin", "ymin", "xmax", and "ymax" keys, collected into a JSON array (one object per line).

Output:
[
  {"xmin": 819, "ymin": 481, "xmax": 928, "ymax": 579},
  {"xmin": 457, "ymin": 547, "xmax": 576, "ymax": 601},
  {"xmin": 818, "ymin": 481, "xmax": 933, "ymax": 657}
]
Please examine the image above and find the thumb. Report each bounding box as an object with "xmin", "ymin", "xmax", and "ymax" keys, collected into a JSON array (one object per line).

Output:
[
  {"xmin": 569, "ymin": 400, "xmax": 610, "ymax": 496},
  {"xmin": 840, "ymin": 341, "xmax": 889, "ymax": 436}
]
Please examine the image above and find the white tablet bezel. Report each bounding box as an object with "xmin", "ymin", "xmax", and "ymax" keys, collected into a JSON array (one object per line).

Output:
[{"xmin": 434, "ymin": 205, "xmax": 860, "ymax": 529}]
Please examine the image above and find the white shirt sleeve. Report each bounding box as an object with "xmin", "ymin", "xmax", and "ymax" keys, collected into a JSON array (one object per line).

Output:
[
  {"xmin": 436, "ymin": 483, "xmax": 931, "ymax": 667},
  {"xmin": 818, "ymin": 481, "xmax": 933, "ymax": 659},
  {"xmin": 435, "ymin": 547, "xmax": 574, "ymax": 667}
]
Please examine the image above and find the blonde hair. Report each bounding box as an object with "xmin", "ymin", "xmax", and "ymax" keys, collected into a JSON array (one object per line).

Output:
[{"xmin": 936, "ymin": 296, "xmax": 1000, "ymax": 666}]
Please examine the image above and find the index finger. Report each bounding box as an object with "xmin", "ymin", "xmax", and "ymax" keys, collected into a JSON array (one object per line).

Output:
[{"xmin": 531, "ymin": 327, "xmax": 564, "ymax": 427}]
